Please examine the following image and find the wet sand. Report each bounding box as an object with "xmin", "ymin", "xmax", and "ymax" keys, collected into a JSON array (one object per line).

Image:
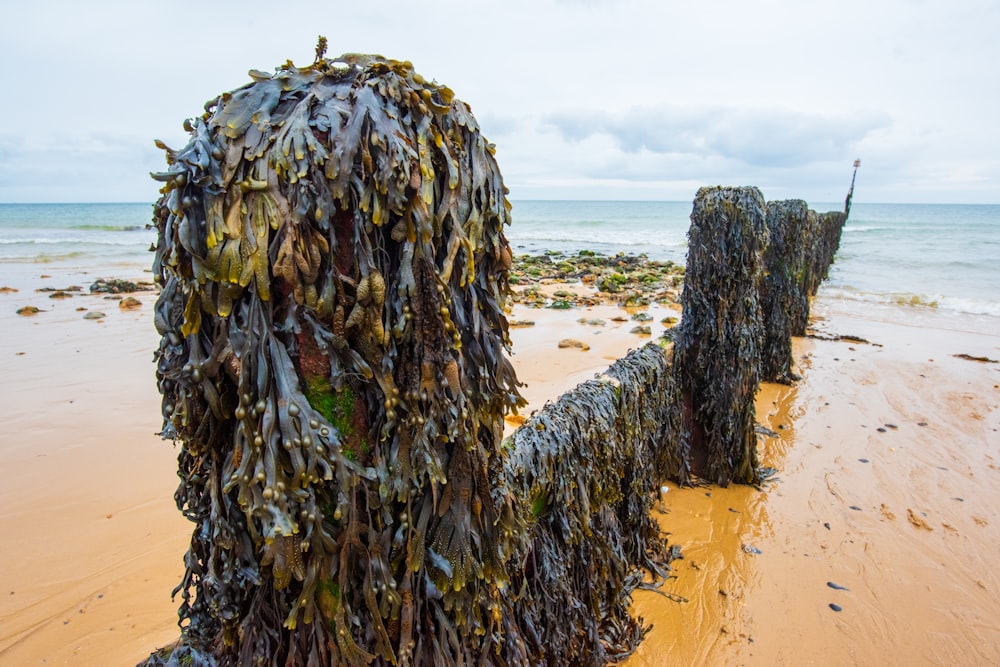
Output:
[
  {"xmin": 1, "ymin": 269, "xmax": 998, "ymax": 665},
  {"xmin": 627, "ymin": 299, "xmax": 1000, "ymax": 666}
]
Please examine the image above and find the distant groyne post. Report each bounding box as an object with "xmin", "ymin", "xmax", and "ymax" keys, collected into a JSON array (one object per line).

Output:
[
  {"xmin": 760, "ymin": 199, "xmax": 811, "ymax": 383},
  {"xmin": 812, "ymin": 210, "xmax": 848, "ymax": 292},
  {"xmin": 672, "ymin": 186, "xmax": 768, "ymax": 486}
]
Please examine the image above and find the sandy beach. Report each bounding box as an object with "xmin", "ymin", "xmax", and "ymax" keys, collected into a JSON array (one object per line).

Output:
[{"xmin": 0, "ymin": 267, "xmax": 997, "ymax": 665}]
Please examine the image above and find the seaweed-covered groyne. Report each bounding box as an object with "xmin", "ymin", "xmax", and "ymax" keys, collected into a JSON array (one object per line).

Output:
[
  {"xmin": 140, "ymin": 46, "xmax": 683, "ymax": 667},
  {"xmin": 671, "ymin": 181, "xmax": 854, "ymax": 480},
  {"xmin": 140, "ymin": 41, "xmax": 855, "ymax": 666}
]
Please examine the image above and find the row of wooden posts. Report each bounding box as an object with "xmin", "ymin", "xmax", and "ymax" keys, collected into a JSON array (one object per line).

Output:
[
  {"xmin": 492, "ymin": 185, "xmax": 852, "ymax": 665},
  {"xmin": 145, "ymin": 185, "xmax": 850, "ymax": 667},
  {"xmin": 140, "ymin": 52, "xmax": 853, "ymax": 667}
]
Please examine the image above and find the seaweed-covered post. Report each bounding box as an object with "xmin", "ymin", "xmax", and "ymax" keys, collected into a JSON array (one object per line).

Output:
[
  {"xmin": 145, "ymin": 47, "xmax": 528, "ymax": 666},
  {"xmin": 811, "ymin": 210, "xmax": 847, "ymax": 292},
  {"xmin": 790, "ymin": 208, "xmax": 820, "ymax": 335},
  {"xmin": 759, "ymin": 199, "xmax": 810, "ymax": 383},
  {"xmin": 672, "ymin": 186, "xmax": 768, "ymax": 486}
]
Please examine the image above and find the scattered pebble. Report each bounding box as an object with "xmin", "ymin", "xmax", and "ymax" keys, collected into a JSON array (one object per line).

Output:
[
  {"xmin": 906, "ymin": 508, "xmax": 933, "ymax": 531},
  {"xmin": 917, "ymin": 421, "xmax": 928, "ymax": 427},
  {"xmin": 742, "ymin": 544, "xmax": 762, "ymax": 555},
  {"xmin": 823, "ymin": 522, "xmax": 831, "ymax": 530},
  {"xmin": 827, "ymin": 581, "xmax": 850, "ymax": 591},
  {"xmin": 858, "ymin": 458, "xmax": 869, "ymax": 463},
  {"xmin": 849, "ymin": 505, "xmax": 863, "ymax": 511},
  {"xmin": 509, "ymin": 320, "xmax": 535, "ymax": 328},
  {"xmin": 16, "ymin": 306, "xmax": 41, "ymax": 316},
  {"xmin": 829, "ymin": 603, "xmax": 843, "ymax": 612},
  {"xmin": 557, "ymin": 338, "xmax": 590, "ymax": 351},
  {"xmin": 83, "ymin": 311, "xmax": 106, "ymax": 320},
  {"xmin": 877, "ymin": 427, "xmax": 887, "ymax": 433},
  {"xmin": 629, "ymin": 325, "xmax": 651, "ymax": 335},
  {"xmin": 119, "ymin": 296, "xmax": 142, "ymax": 310},
  {"xmin": 0, "ymin": 286, "xmax": 18, "ymax": 293},
  {"xmin": 885, "ymin": 423, "xmax": 898, "ymax": 429}
]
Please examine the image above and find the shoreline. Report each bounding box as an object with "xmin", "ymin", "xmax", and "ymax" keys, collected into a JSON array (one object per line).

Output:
[{"xmin": 0, "ymin": 259, "xmax": 997, "ymax": 664}]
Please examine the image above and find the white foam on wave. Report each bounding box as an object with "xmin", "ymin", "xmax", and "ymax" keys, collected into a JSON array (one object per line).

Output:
[{"xmin": 822, "ymin": 285, "xmax": 1000, "ymax": 318}]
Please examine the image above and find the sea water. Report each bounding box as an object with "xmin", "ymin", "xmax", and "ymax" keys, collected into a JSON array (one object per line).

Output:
[
  {"xmin": 508, "ymin": 200, "xmax": 1000, "ymax": 319},
  {"xmin": 1, "ymin": 200, "xmax": 997, "ymax": 319}
]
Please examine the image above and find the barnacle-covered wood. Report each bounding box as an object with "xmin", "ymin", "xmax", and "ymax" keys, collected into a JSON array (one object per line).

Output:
[
  {"xmin": 759, "ymin": 199, "xmax": 810, "ymax": 383},
  {"xmin": 672, "ymin": 186, "xmax": 768, "ymax": 486},
  {"xmin": 502, "ymin": 343, "xmax": 680, "ymax": 665},
  {"xmin": 145, "ymin": 51, "xmax": 527, "ymax": 666}
]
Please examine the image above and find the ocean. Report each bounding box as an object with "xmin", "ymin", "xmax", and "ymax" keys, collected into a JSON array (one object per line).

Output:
[{"xmin": 1, "ymin": 200, "xmax": 997, "ymax": 320}]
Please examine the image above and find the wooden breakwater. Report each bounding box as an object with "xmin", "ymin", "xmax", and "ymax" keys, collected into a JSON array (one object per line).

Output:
[{"xmin": 139, "ymin": 43, "xmax": 856, "ymax": 667}]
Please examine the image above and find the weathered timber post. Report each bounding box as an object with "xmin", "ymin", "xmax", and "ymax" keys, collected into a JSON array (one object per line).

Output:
[
  {"xmin": 673, "ymin": 186, "xmax": 768, "ymax": 486},
  {"xmin": 760, "ymin": 199, "xmax": 811, "ymax": 383},
  {"xmin": 144, "ymin": 48, "xmax": 530, "ymax": 666}
]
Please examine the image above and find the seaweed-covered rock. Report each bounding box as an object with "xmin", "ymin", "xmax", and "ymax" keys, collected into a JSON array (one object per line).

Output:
[
  {"xmin": 672, "ymin": 186, "xmax": 768, "ymax": 486},
  {"xmin": 147, "ymin": 46, "xmax": 525, "ymax": 666}
]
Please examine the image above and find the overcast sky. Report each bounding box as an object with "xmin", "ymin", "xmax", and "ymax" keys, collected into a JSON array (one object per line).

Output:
[{"xmin": 1, "ymin": 0, "xmax": 997, "ymax": 204}]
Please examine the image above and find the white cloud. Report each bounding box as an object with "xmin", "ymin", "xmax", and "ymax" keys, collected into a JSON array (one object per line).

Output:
[{"xmin": 0, "ymin": 0, "xmax": 997, "ymax": 203}]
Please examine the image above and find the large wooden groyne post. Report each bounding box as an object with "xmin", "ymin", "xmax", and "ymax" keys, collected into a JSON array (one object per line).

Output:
[
  {"xmin": 141, "ymin": 36, "xmax": 859, "ymax": 661},
  {"xmin": 672, "ymin": 186, "xmax": 768, "ymax": 486},
  {"xmin": 146, "ymin": 50, "xmax": 529, "ymax": 666}
]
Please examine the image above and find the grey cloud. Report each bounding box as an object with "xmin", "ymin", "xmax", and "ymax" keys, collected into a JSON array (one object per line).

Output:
[
  {"xmin": 0, "ymin": 133, "xmax": 165, "ymax": 202},
  {"xmin": 544, "ymin": 106, "xmax": 890, "ymax": 168}
]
